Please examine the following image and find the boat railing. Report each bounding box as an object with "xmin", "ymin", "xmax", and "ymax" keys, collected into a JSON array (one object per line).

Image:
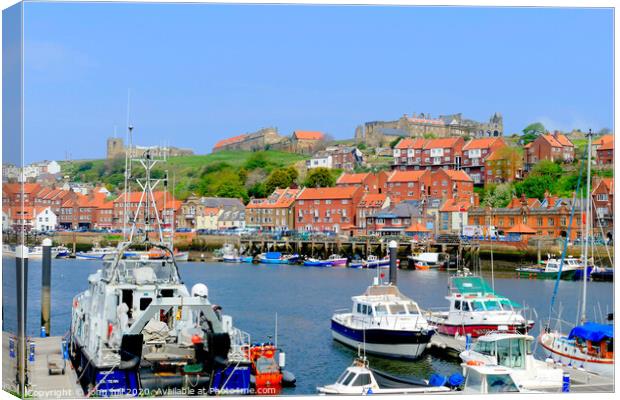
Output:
[{"xmin": 228, "ymin": 327, "xmax": 251, "ymax": 362}]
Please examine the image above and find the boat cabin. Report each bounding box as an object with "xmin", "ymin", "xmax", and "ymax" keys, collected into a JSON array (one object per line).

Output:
[
  {"xmin": 462, "ymin": 364, "xmax": 521, "ymax": 394},
  {"xmin": 447, "ymin": 276, "xmax": 518, "ymax": 314},
  {"xmin": 352, "ymin": 285, "xmax": 422, "ymax": 318},
  {"xmin": 468, "ymin": 333, "xmax": 533, "ymax": 369},
  {"xmin": 568, "ymin": 322, "xmax": 614, "ymax": 361}
]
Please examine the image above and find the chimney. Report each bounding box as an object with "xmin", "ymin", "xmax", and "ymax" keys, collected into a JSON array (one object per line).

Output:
[{"xmin": 520, "ymin": 193, "xmax": 527, "ymax": 207}]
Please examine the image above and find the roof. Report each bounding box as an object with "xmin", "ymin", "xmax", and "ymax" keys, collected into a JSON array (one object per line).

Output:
[
  {"xmin": 297, "ymin": 186, "xmax": 359, "ymax": 200},
  {"xmin": 395, "ymin": 138, "xmax": 426, "ymax": 150},
  {"xmin": 424, "ymin": 137, "xmax": 462, "ymax": 149},
  {"xmin": 594, "ymin": 134, "xmax": 613, "ymax": 146},
  {"xmin": 541, "ymin": 133, "xmax": 573, "ymax": 148},
  {"xmin": 204, "ymin": 207, "xmax": 221, "ymax": 215},
  {"xmin": 371, "ymin": 200, "xmax": 423, "ymax": 219},
  {"xmin": 405, "ymin": 222, "xmax": 429, "ymax": 232},
  {"xmin": 293, "ymin": 131, "xmax": 324, "ymax": 141},
  {"xmin": 439, "ymin": 169, "xmax": 473, "ymax": 182},
  {"xmin": 113, "ymin": 191, "xmax": 179, "ymax": 208},
  {"xmin": 463, "ymin": 137, "xmax": 502, "ymax": 150},
  {"xmin": 599, "ymin": 139, "xmax": 614, "ymax": 151},
  {"xmin": 505, "ymin": 223, "xmax": 536, "ymax": 234},
  {"xmin": 337, "ymin": 172, "xmax": 370, "ymax": 185},
  {"xmin": 440, "ymin": 199, "xmax": 472, "ymax": 212},
  {"xmin": 388, "ymin": 170, "xmax": 428, "ymax": 183},
  {"xmin": 568, "ymin": 322, "xmax": 613, "ymax": 342},
  {"xmin": 358, "ymin": 193, "xmax": 387, "ymax": 208},
  {"xmin": 246, "ymin": 188, "xmax": 299, "ymax": 209},
  {"xmin": 506, "ymin": 197, "xmax": 541, "ymax": 209},
  {"xmin": 213, "ymin": 134, "xmax": 248, "ymax": 149}
]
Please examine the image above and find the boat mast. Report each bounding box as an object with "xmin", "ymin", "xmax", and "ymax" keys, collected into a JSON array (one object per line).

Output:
[
  {"xmin": 122, "ymin": 91, "xmax": 132, "ymax": 241},
  {"xmin": 580, "ymin": 129, "xmax": 593, "ymax": 325}
]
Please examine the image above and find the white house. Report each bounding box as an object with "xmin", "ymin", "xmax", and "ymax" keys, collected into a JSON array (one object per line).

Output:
[
  {"xmin": 2, "ymin": 209, "xmax": 10, "ymax": 231},
  {"xmin": 306, "ymin": 153, "xmax": 333, "ymax": 169},
  {"xmin": 34, "ymin": 207, "xmax": 57, "ymax": 232}
]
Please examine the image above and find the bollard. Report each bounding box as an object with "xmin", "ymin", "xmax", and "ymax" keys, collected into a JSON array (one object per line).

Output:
[
  {"xmin": 9, "ymin": 336, "xmax": 15, "ymax": 359},
  {"xmin": 388, "ymin": 240, "xmax": 398, "ymax": 286},
  {"xmin": 62, "ymin": 339, "xmax": 69, "ymax": 360},
  {"xmin": 16, "ymin": 245, "xmax": 29, "ymax": 396},
  {"xmin": 28, "ymin": 342, "xmax": 35, "ymax": 363},
  {"xmin": 41, "ymin": 238, "xmax": 53, "ymax": 337},
  {"xmin": 562, "ymin": 372, "xmax": 570, "ymax": 392}
]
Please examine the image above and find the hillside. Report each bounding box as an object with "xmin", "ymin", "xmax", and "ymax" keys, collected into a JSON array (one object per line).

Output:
[{"xmin": 60, "ymin": 150, "xmax": 310, "ymax": 201}]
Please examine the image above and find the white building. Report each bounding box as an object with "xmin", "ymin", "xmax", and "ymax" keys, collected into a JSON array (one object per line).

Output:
[
  {"xmin": 306, "ymin": 154, "xmax": 333, "ymax": 169},
  {"xmin": 34, "ymin": 207, "xmax": 57, "ymax": 232},
  {"xmin": 2, "ymin": 209, "xmax": 10, "ymax": 231}
]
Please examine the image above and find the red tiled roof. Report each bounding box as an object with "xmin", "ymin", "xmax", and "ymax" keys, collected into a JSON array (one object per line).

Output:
[
  {"xmin": 553, "ymin": 133, "xmax": 573, "ymax": 147},
  {"xmin": 594, "ymin": 134, "xmax": 614, "ymax": 146},
  {"xmin": 440, "ymin": 199, "xmax": 472, "ymax": 212},
  {"xmin": 424, "ymin": 137, "xmax": 462, "ymax": 149},
  {"xmin": 214, "ymin": 134, "xmax": 249, "ymax": 149},
  {"xmin": 204, "ymin": 207, "xmax": 220, "ymax": 215},
  {"xmin": 441, "ymin": 169, "xmax": 473, "ymax": 182},
  {"xmin": 337, "ymin": 172, "xmax": 369, "ymax": 185},
  {"xmin": 507, "ymin": 197, "xmax": 541, "ymax": 209},
  {"xmin": 246, "ymin": 188, "xmax": 300, "ymax": 209},
  {"xmin": 506, "ymin": 223, "xmax": 536, "ymax": 234},
  {"xmin": 599, "ymin": 139, "xmax": 614, "ymax": 151},
  {"xmin": 388, "ymin": 170, "xmax": 428, "ymax": 183},
  {"xmin": 599, "ymin": 178, "xmax": 614, "ymax": 195},
  {"xmin": 297, "ymin": 186, "xmax": 359, "ymax": 200},
  {"xmin": 405, "ymin": 222, "xmax": 430, "ymax": 232},
  {"xmin": 395, "ymin": 138, "xmax": 426, "ymax": 150},
  {"xmin": 463, "ymin": 137, "xmax": 503, "ymax": 150},
  {"xmin": 293, "ymin": 131, "xmax": 324, "ymax": 141}
]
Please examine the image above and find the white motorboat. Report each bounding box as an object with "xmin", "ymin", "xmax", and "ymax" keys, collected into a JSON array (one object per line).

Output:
[
  {"xmin": 76, "ymin": 245, "xmax": 118, "ymax": 260},
  {"xmin": 317, "ymin": 357, "xmax": 453, "ymax": 395},
  {"xmin": 28, "ymin": 246, "xmax": 60, "ymax": 259},
  {"xmin": 459, "ymin": 331, "xmax": 563, "ymax": 391},
  {"xmin": 460, "ymin": 362, "xmax": 535, "ymax": 394},
  {"xmin": 407, "ymin": 252, "xmax": 447, "ymax": 269},
  {"xmin": 331, "ymin": 277, "xmax": 434, "ymax": 359}
]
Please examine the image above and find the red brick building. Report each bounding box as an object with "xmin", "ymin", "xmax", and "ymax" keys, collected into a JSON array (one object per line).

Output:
[
  {"xmin": 594, "ymin": 135, "xmax": 613, "ymax": 165},
  {"xmin": 336, "ymin": 171, "xmax": 388, "ymax": 194},
  {"xmin": 385, "ymin": 170, "xmax": 431, "ymax": 202},
  {"xmin": 429, "ymin": 169, "xmax": 474, "ymax": 203},
  {"xmin": 291, "ymin": 131, "xmax": 325, "ymax": 154},
  {"xmin": 392, "ymin": 137, "xmax": 465, "ymax": 171},
  {"xmin": 524, "ymin": 132, "xmax": 575, "ymax": 172},
  {"xmin": 294, "ymin": 186, "xmax": 363, "ymax": 234},
  {"xmin": 461, "ymin": 137, "xmax": 507, "ymax": 184},
  {"xmin": 591, "ymin": 178, "xmax": 613, "ymax": 240},
  {"xmin": 356, "ymin": 193, "xmax": 391, "ymax": 234},
  {"xmin": 113, "ymin": 191, "xmax": 181, "ymax": 230}
]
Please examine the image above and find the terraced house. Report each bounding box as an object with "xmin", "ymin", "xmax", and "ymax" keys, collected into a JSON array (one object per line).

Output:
[
  {"xmin": 294, "ymin": 186, "xmax": 363, "ymax": 234},
  {"xmin": 245, "ymin": 188, "xmax": 299, "ymax": 231},
  {"xmin": 461, "ymin": 137, "xmax": 507, "ymax": 184},
  {"xmin": 523, "ymin": 132, "xmax": 575, "ymax": 172},
  {"xmin": 392, "ymin": 137, "xmax": 465, "ymax": 171}
]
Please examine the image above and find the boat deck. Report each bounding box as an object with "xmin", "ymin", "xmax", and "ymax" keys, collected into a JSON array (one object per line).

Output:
[{"xmin": 563, "ymin": 366, "xmax": 614, "ymax": 392}]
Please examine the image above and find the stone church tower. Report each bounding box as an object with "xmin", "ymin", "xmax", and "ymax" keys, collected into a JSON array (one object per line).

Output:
[{"xmin": 106, "ymin": 137, "xmax": 125, "ymax": 159}]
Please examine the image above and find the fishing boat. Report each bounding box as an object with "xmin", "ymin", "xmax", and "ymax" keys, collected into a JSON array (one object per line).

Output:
[
  {"xmin": 75, "ymin": 245, "xmax": 118, "ymax": 260},
  {"xmin": 303, "ymin": 257, "xmax": 333, "ymax": 267},
  {"xmin": 427, "ymin": 272, "xmax": 534, "ymax": 338},
  {"xmin": 54, "ymin": 246, "xmax": 71, "ymax": 258},
  {"xmin": 459, "ymin": 331, "xmax": 563, "ymax": 391},
  {"xmin": 515, "ymin": 256, "xmax": 582, "ymax": 280},
  {"xmin": 591, "ymin": 268, "xmax": 613, "ymax": 282},
  {"xmin": 69, "ymin": 143, "xmax": 253, "ymax": 396},
  {"xmin": 317, "ymin": 356, "xmax": 455, "ymax": 395},
  {"xmin": 407, "ymin": 252, "xmax": 447, "ymax": 270},
  {"xmin": 538, "ymin": 131, "xmax": 614, "ymax": 378},
  {"xmin": 28, "ymin": 246, "xmax": 61, "ymax": 259},
  {"xmin": 328, "ymin": 254, "xmax": 348, "ymax": 266},
  {"xmin": 248, "ymin": 342, "xmax": 296, "ymax": 394},
  {"xmin": 147, "ymin": 247, "xmax": 189, "ymax": 261},
  {"xmin": 257, "ymin": 252, "xmax": 299, "ymax": 265},
  {"xmin": 331, "ymin": 276, "xmax": 434, "ymax": 359},
  {"xmin": 349, "ymin": 255, "xmax": 398, "ymax": 269},
  {"xmin": 2, "ymin": 244, "xmax": 15, "ymax": 258}
]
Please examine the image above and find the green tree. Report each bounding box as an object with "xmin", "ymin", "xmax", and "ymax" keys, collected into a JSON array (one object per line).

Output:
[
  {"xmin": 521, "ymin": 122, "xmax": 546, "ymax": 144},
  {"xmin": 244, "ymin": 152, "xmax": 268, "ymax": 170},
  {"xmin": 215, "ymin": 181, "xmax": 249, "ymax": 203},
  {"xmin": 265, "ymin": 168, "xmax": 294, "ymax": 194},
  {"xmin": 514, "ymin": 175, "xmax": 552, "ymax": 200},
  {"xmin": 389, "ymin": 137, "xmax": 401, "ymax": 148},
  {"xmin": 284, "ymin": 165, "xmax": 299, "ymax": 183},
  {"xmin": 483, "ymin": 183, "xmax": 514, "ymax": 208},
  {"xmin": 303, "ymin": 167, "xmax": 335, "ymax": 188},
  {"xmin": 423, "ymin": 132, "xmax": 437, "ymax": 139},
  {"xmin": 237, "ymin": 167, "xmax": 248, "ymax": 184},
  {"xmin": 357, "ymin": 143, "xmax": 367, "ymax": 150},
  {"xmin": 531, "ymin": 159, "xmax": 562, "ymax": 178},
  {"xmin": 248, "ymin": 182, "xmax": 268, "ymax": 198}
]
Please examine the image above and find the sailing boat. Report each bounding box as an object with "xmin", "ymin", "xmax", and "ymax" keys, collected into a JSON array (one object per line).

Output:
[{"xmin": 538, "ymin": 131, "xmax": 614, "ymax": 378}]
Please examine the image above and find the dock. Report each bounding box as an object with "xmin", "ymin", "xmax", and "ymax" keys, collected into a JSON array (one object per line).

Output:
[
  {"xmin": 3, "ymin": 332, "xmax": 83, "ymax": 398},
  {"xmin": 427, "ymin": 333, "xmax": 467, "ymax": 358},
  {"xmin": 561, "ymin": 365, "xmax": 614, "ymax": 392}
]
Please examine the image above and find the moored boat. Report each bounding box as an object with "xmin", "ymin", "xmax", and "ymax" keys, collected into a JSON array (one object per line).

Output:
[
  {"xmin": 349, "ymin": 255, "xmax": 398, "ymax": 269},
  {"xmin": 28, "ymin": 245, "xmax": 61, "ymax": 259},
  {"xmin": 515, "ymin": 256, "xmax": 582, "ymax": 280},
  {"xmin": 257, "ymin": 252, "xmax": 299, "ymax": 265},
  {"xmin": 407, "ymin": 252, "xmax": 447, "ymax": 269},
  {"xmin": 427, "ymin": 272, "xmax": 534, "ymax": 338},
  {"xmin": 75, "ymin": 245, "xmax": 117, "ymax": 260},
  {"xmin": 248, "ymin": 342, "xmax": 296, "ymax": 394},
  {"xmin": 328, "ymin": 254, "xmax": 348, "ymax": 266},
  {"xmin": 331, "ymin": 277, "xmax": 434, "ymax": 359},
  {"xmin": 303, "ymin": 258, "xmax": 333, "ymax": 267}
]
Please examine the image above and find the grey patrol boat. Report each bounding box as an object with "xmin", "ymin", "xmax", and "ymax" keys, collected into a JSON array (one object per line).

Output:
[{"xmin": 69, "ymin": 143, "xmax": 252, "ymax": 396}]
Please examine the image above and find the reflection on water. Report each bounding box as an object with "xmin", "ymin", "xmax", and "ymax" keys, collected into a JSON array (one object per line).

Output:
[{"xmin": 1, "ymin": 257, "xmax": 613, "ymax": 394}]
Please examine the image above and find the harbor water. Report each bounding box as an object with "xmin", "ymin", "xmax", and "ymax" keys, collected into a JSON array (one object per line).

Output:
[{"xmin": 2, "ymin": 257, "xmax": 614, "ymax": 394}]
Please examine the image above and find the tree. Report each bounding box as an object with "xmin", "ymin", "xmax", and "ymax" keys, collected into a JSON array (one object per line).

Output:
[
  {"xmin": 521, "ymin": 122, "xmax": 546, "ymax": 145},
  {"xmin": 357, "ymin": 143, "xmax": 367, "ymax": 150},
  {"xmin": 248, "ymin": 182, "xmax": 268, "ymax": 198},
  {"xmin": 284, "ymin": 165, "xmax": 299, "ymax": 183},
  {"xmin": 265, "ymin": 168, "xmax": 294, "ymax": 194},
  {"xmin": 514, "ymin": 175, "xmax": 553, "ymax": 200},
  {"xmin": 244, "ymin": 152, "xmax": 268, "ymax": 170},
  {"xmin": 483, "ymin": 183, "xmax": 514, "ymax": 208},
  {"xmin": 389, "ymin": 137, "xmax": 401, "ymax": 149},
  {"xmin": 215, "ymin": 181, "xmax": 248, "ymax": 203},
  {"xmin": 531, "ymin": 160, "xmax": 562, "ymax": 178},
  {"xmin": 303, "ymin": 167, "xmax": 335, "ymax": 188}
]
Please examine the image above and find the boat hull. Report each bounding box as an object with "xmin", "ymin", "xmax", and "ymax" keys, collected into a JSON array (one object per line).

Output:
[
  {"xmin": 539, "ymin": 333, "xmax": 614, "ymax": 378},
  {"xmin": 433, "ymin": 322, "xmax": 535, "ymax": 338},
  {"xmin": 515, "ymin": 268, "xmax": 577, "ymax": 280},
  {"xmin": 331, "ymin": 319, "xmax": 432, "ymax": 359},
  {"xmin": 303, "ymin": 260, "xmax": 333, "ymax": 267}
]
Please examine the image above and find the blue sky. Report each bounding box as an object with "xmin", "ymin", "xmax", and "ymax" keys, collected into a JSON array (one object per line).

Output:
[{"xmin": 19, "ymin": 3, "xmax": 613, "ymax": 162}]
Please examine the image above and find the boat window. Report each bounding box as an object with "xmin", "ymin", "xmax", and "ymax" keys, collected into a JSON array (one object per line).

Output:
[
  {"xmin": 353, "ymin": 373, "xmax": 371, "ymax": 387},
  {"xmin": 465, "ymin": 370, "xmax": 483, "ymax": 392},
  {"xmin": 499, "ymin": 300, "xmax": 513, "ymax": 310},
  {"xmin": 388, "ymin": 304, "xmax": 408, "ymax": 315},
  {"xmin": 337, "ymin": 371, "xmax": 350, "ymax": 384},
  {"xmin": 483, "ymin": 300, "xmax": 502, "ymax": 311},
  {"xmin": 256, "ymin": 356, "xmax": 279, "ymax": 374},
  {"xmin": 471, "ymin": 301, "xmax": 485, "ymax": 311},
  {"xmin": 497, "ymin": 339, "xmax": 524, "ymax": 368},
  {"xmin": 486, "ymin": 374, "xmax": 519, "ymax": 393},
  {"xmin": 375, "ymin": 305, "xmax": 388, "ymax": 316},
  {"xmin": 139, "ymin": 298, "xmax": 152, "ymax": 311},
  {"xmin": 607, "ymin": 339, "xmax": 613, "ymax": 353},
  {"xmin": 342, "ymin": 372, "xmax": 356, "ymax": 386},
  {"xmin": 362, "ymin": 305, "xmax": 368, "ymax": 315},
  {"xmin": 474, "ymin": 340, "xmax": 494, "ymax": 356},
  {"xmin": 462, "ymin": 302, "xmax": 470, "ymax": 312},
  {"xmin": 407, "ymin": 302, "xmax": 420, "ymax": 315},
  {"xmin": 367, "ymin": 307, "xmax": 373, "ymax": 316},
  {"xmin": 356, "ymin": 304, "xmax": 362, "ymax": 314},
  {"xmin": 454, "ymin": 300, "xmax": 461, "ymax": 310}
]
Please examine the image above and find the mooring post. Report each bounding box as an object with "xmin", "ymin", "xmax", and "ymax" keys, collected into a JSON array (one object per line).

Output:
[
  {"xmin": 15, "ymin": 245, "xmax": 28, "ymax": 396},
  {"xmin": 389, "ymin": 240, "xmax": 398, "ymax": 285},
  {"xmin": 41, "ymin": 238, "xmax": 52, "ymax": 337}
]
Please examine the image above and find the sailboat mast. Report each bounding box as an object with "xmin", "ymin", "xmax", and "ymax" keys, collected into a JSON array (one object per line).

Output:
[{"xmin": 580, "ymin": 129, "xmax": 593, "ymax": 325}]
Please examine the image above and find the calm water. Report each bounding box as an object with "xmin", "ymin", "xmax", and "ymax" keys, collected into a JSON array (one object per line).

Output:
[{"xmin": 2, "ymin": 257, "xmax": 614, "ymax": 394}]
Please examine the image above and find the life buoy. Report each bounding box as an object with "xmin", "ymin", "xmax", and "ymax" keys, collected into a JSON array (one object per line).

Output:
[{"xmin": 466, "ymin": 360, "xmax": 483, "ymax": 366}]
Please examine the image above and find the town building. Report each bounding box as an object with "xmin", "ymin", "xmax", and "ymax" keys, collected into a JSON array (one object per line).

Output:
[
  {"xmin": 356, "ymin": 112, "xmax": 503, "ymax": 147},
  {"xmin": 217, "ymin": 210, "xmax": 246, "ymax": 230},
  {"xmin": 523, "ymin": 132, "xmax": 575, "ymax": 172},
  {"xmin": 385, "ymin": 170, "xmax": 431, "ymax": 202},
  {"xmin": 485, "ymin": 147, "xmax": 524, "ymax": 184},
  {"xmin": 200, "ymin": 197, "xmax": 245, "ymax": 211},
  {"xmin": 356, "ymin": 193, "xmax": 391, "ymax": 234},
  {"xmin": 336, "ymin": 171, "xmax": 387, "ymax": 194},
  {"xmin": 461, "ymin": 137, "xmax": 507, "ymax": 184},
  {"xmin": 295, "ymin": 186, "xmax": 363, "ymax": 234},
  {"xmin": 392, "ymin": 137, "xmax": 465, "ymax": 171},
  {"xmin": 429, "ymin": 169, "xmax": 474, "ymax": 203},
  {"xmin": 438, "ymin": 199, "xmax": 472, "ymax": 233},
  {"xmin": 591, "ymin": 178, "xmax": 613, "ymax": 241},
  {"xmin": 245, "ymin": 188, "xmax": 300, "ymax": 231},
  {"xmin": 291, "ymin": 131, "xmax": 325, "ymax": 154},
  {"xmin": 34, "ymin": 207, "xmax": 57, "ymax": 232},
  {"xmin": 177, "ymin": 196, "xmax": 204, "ymax": 230},
  {"xmin": 307, "ymin": 146, "xmax": 364, "ymax": 171},
  {"xmin": 2, "ymin": 183, "xmax": 42, "ymax": 207},
  {"xmin": 594, "ymin": 135, "xmax": 613, "ymax": 165},
  {"xmin": 112, "ymin": 191, "xmax": 181, "ymax": 231},
  {"xmin": 364, "ymin": 200, "xmax": 431, "ymax": 237},
  {"xmin": 196, "ymin": 207, "xmax": 222, "ymax": 231}
]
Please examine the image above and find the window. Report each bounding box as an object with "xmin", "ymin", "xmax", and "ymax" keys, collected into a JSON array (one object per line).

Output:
[
  {"xmin": 548, "ymin": 218, "xmax": 554, "ymax": 226},
  {"xmin": 388, "ymin": 304, "xmax": 407, "ymax": 314},
  {"xmin": 375, "ymin": 305, "xmax": 387, "ymax": 316},
  {"xmin": 486, "ymin": 374, "xmax": 519, "ymax": 393},
  {"xmin": 353, "ymin": 374, "xmax": 371, "ymax": 387},
  {"xmin": 454, "ymin": 300, "xmax": 461, "ymax": 310},
  {"xmin": 462, "ymin": 302, "xmax": 470, "ymax": 311},
  {"xmin": 537, "ymin": 217, "xmax": 543, "ymax": 226},
  {"xmin": 597, "ymin": 194, "xmax": 608, "ymax": 202}
]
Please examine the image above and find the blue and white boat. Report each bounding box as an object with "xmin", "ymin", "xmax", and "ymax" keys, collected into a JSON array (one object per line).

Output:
[
  {"xmin": 331, "ymin": 278, "xmax": 434, "ymax": 359},
  {"xmin": 349, "ymin": 255, "xmax": 396, "ymax": 269},
  {"xmin": 257, "ymin": 252, "xmax": 299, "ymax": 264},
  {"xmin": 303, "ymin": 258, "xmax": 333, "ymax": 267},
  {"xmin": 76, "ymin": 245, "xmax": 118, "ymax": 260},
  {"xmin": 53, "ymin": 246, "xmax": 71, "ymax": 258}
]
